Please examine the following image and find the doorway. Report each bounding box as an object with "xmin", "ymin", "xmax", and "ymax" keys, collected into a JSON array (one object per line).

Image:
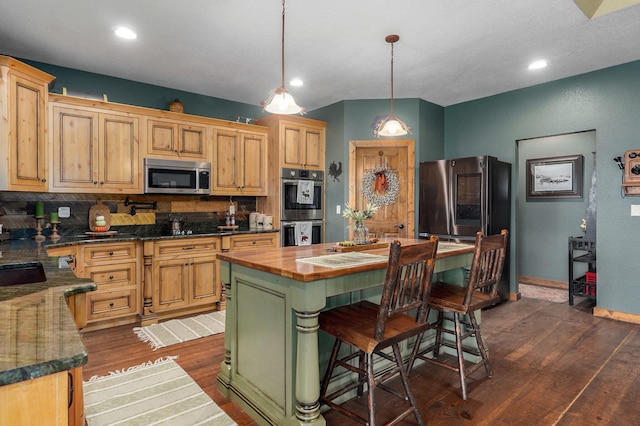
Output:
[{"xmin": 348, "ymin": 140, "xmax": 415, "ymax": 239}]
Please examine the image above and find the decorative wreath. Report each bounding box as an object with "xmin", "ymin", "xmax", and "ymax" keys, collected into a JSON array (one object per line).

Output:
[{"xmin": 362, "ymin": 166, "xmax": 399, "ymax": 206}]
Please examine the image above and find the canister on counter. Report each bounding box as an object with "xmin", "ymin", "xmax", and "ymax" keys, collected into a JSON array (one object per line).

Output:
[
  {"xmin": 263, "ymin": 215, "xmax": 273, "ymax": 230},
  {"xmin": 249, "ymin": 212, "xmax": 259, "ymax": 229}
]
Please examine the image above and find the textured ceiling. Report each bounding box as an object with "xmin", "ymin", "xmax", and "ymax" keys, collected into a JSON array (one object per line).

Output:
[{"xmin": 1, "ymin": 0, "xmax": 640, "ymax": 111}]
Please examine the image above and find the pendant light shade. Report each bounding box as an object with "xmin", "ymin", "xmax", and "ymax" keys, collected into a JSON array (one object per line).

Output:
[
  {"xmin": 374, "ymin": 34, "xmax": 410, "ymax": 137},
  {"xmin": 262, "ymin": 0, "xmax": 305, "ymax": 115}
]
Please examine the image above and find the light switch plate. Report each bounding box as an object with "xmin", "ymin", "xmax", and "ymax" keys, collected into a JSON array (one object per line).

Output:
[
  {"xmin": 58, "ymin": 206, "xmax": 71, "ymax": 218},
  {"xmin": 631, "ymin": 205, "xmax": 640, "ymax": 216},
  {"xmin": 336, "ymin": 205, "xmax": 341, "ymax": 215}
]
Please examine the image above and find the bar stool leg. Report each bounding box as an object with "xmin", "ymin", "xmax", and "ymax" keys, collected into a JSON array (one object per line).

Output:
[
  {"xmin": 453, "ymin": 312, "xmax": 468, "ymax": 400},
  {"xmin": 469, "ymin": 311, "xmax": 492, "ymax": 377}
]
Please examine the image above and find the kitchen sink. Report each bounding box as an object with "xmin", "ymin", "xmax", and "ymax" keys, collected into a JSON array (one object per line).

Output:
[{"xmin": 0, "ymin": 262, "xmax": 47, "ymax": 286}]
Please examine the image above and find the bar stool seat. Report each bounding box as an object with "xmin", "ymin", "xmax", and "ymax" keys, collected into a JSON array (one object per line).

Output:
[
  {"xmin": 408, "ymin": 229, "xmax": 508, "ymax": 400},
  {"xmin": 319, "ymin": 237, "xmax": 439, "ymax": 426}
]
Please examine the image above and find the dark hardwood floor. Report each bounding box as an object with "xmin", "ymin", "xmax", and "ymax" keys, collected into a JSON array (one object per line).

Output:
[{"xmin": 81, "ymin": 296, "xmax": 640, "ymax": 425}]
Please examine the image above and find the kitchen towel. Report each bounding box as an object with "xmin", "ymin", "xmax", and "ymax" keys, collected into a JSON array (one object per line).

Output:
[
  {"xmin": 296, "ymin": 180, "xmax": 314, "ymax": 204},
  {"xmin": 295, "ymin": 221, "xmax": 313, "ymax": 246}
]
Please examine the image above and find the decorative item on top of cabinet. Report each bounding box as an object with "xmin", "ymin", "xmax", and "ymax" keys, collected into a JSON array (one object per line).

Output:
[
  {"xmin": 49, "ymin": 95, "xmax": 141, "ymax": 193},
  {"xmin": 212, "ymin": 128, "xmax": 268, "ymax": 195},
  {"xmin": 0, "ymin": 56, "xmax": 55, "ymax": 192},
  {"xmin": 621, "ymin": 149, "xmax": 640, "ymax": 195}
]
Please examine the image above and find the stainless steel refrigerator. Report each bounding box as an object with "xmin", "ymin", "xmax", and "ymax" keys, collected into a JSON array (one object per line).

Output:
[{"xmin": 418, "ymin": 155, "xmax": 511, "ymax": 300}]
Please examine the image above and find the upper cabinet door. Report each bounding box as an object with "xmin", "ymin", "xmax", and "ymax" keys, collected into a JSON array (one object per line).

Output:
[
  {"xmin": 146, "ymin": 118, "xmax": 207, "ymax": 160},
  {"xmin": 212, "ymin": 128, "xmax": 268, "ymax": 196},
  {"xmin": 0, "ymin": 57, "xmax": 54, "ymax": 192},
  {"xmin": 50, "ymin": 102, "xmax": 141, "ymax": 193}
]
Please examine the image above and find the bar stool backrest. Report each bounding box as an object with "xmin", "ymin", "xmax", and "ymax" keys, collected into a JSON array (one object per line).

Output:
[
  {"xmin": 375, "ymin": 236, "xmax": 439, "ymax": 340},
  {"xmin": 464, "ymin": 229, "xmax": 509, "ymax": 307}
]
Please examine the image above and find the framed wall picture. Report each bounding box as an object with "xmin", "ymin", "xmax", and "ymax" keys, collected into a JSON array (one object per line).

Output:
[{"xmin": 526, "ymin": 154, "xmax": 583, "ymax": 199}]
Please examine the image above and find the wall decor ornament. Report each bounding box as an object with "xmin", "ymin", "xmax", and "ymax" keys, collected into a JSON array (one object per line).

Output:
[{"xmin": 362, "ymin": 166, "xmax": 399, "ymax": 205}]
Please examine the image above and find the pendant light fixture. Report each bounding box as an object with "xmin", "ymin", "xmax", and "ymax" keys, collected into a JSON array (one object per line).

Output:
[
  {"xmin": 262, "ymin": 0, "xmax": 305, "ymax": 115},
  {"xmin": 374, "ymin": 34, "xmax": 410, "ymax": 137}
]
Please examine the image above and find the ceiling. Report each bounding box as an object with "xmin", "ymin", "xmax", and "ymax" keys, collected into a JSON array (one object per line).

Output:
[{"xmin": 2, "ymin": 0, "xmax": 640, "ymax": 111}]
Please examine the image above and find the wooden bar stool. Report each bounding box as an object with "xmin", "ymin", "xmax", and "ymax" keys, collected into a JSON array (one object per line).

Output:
[
  {"xmin": 319, "ymin": 237, "xmax": 438, "ymax": 426},
  {"xmin": 408, "ymin": 229, "xmax": 508, "ymax": 400}
]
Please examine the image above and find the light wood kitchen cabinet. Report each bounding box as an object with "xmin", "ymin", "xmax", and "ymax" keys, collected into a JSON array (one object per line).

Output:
[
  {"xmin": 146, "ymin": 117, "xmax": 208, "ymax": 160},
  {"xmin": 257, "ymin": 115, "xmax": 326, "ymax": 171},
  {"xmin": 49, "ymin": 96, "xmax": 141, "ymax": 193},
  {"xmin": 223, "ymin": 233, "xmax": 278, "ymax": 251},
  {"xmin": 0, "ymin": 56, "xmax": 55, "ymax": 192},
  {"xmin": 73, "ymin": 242, "xmax": 141, "ymax": 329},
  {"xmin": 212, "ymin": 128, "xmax": 268, "ymax": 195},
  {"xmin": 151, "ymin": 237, "xmax": 221, "ymax": 314}
]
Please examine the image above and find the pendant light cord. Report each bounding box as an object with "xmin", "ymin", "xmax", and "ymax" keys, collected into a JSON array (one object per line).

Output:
[
  {"xmin": 390, "ymin": 40, "xmax": 395, "ymax": 116},
  {"xmin": 280, "ymin": 0, "xmax": 286, "ymax": 90}
]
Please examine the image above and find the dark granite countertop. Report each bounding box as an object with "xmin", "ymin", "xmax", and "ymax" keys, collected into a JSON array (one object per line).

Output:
[
  {"xmin": 0, "ymin": 226, "xmax": 278, "ymax": 386},
  {"xmin": 0, "ymin": 244, "xmax": 96, "ymax": 386}
]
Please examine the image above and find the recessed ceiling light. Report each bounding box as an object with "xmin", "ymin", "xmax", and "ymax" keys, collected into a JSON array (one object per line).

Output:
[
  {"xmin": 114, "ymin": 26, "xmax": 137, "ymax": 40},
  {"xmin": 290, "ymin": 78, "xmax": 303, "ymax": 87},
  {"xmin": 528, "ymin": 60, "xmax": 548, "ymax": 70}
]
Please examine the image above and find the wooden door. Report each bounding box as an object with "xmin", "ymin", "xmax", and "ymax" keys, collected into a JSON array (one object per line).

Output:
[
  {"xmin": 153, "ymin": 259, "xmax": 189, "ymax": 312},
  {"xmin": 239, "ymin": 131, "xmax": 267, "ymax": 195},
  {"xmin": 302, "ymin": 126, "xmax": 324, "ymax": 170},
  {"xmin": 349, "ymin": 140, "xmax": 415, "ymax": 239},
  {"xmin": 51, "ymin": 105, "xmax": 99, "ymax": 190},
  {"xmin": 282, "ymin": 123, "xmax": 303, "ymax": 168},
  {"xmin": 179, "ymin": 124, "xmax": 206, "ymax": 158},
  {"xmin": 189, "ymin": 255, "xmax": 219, "ymax": 304},
  {"xmin": 100, "ymin": 112, "xmax": 139, "ymax": 191},
  {"xmin": 212, "ymin": 129, "xmax": 240, "ymax": 193},
  {"xmin": 9, "ymin": 73, "xmax": 48, "ymax": 191}
]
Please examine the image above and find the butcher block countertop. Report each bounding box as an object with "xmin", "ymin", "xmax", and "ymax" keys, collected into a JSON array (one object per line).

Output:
[{"xmin": 217, "ymin": 238, "xmax": 474, "ymax": 282}]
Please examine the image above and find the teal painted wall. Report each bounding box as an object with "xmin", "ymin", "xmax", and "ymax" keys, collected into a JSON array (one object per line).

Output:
[
  {"xmin": 22, "ymin": 58, "xmax": 265, "ymax": 121},
  {"xmin": 444, "ymin": 60, "xmax": 640, "ymax": 315},
  {"xmin": 310, "ymin": 98, "xmax": 444, "ymax": 242}
]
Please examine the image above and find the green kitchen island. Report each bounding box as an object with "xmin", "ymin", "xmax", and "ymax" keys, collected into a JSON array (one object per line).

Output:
[{"xmin": 216, "ymin": 238, "xmax": 474, "ymax": 426}]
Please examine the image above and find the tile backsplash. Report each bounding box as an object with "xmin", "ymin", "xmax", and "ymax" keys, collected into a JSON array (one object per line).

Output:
[{"xmin": 0, "ymin": 192, "xmax": 258, "ymax": 238}]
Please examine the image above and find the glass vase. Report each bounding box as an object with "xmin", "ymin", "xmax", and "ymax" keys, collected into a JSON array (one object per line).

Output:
[{"xmin": 353, "ymin": 222, "xmax": 369, "ymax": 244}]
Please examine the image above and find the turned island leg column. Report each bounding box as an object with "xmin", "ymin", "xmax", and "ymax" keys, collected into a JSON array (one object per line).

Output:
[{"xmin": 293, "ymin": 309, "xmax": 324, "ymax": 425}]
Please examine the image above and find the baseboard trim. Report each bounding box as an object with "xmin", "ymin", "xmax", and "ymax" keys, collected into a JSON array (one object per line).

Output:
[
  {"xmin": 593, "ymin": 307, "xmax": 640, "ymax": 324},
  {"xmin": 519, "ymin": 276, "xmax": 567, "ymax": 290}
]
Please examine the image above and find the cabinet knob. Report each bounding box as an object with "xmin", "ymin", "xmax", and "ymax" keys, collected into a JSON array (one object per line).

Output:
[
  {"xmin": 41, "ymin": 178, "xmax": 47, "ymax": 183},
  {"xmin": 109, "ymin": 275, "xmax": 114, "ymax": 279},
  {"xmin": 109, "ymin": 251, "xmax": 114, "ymax": 256},
  {"xmin": 93, "ymin": 181, "xmax": 98, "ymax": 185},
  {"xmin": 109, "ymin": 302, "xmax": 114, "ymax": 308}
]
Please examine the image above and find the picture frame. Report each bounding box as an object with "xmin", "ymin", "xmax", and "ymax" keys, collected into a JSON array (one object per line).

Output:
[{"xmin": 526, "ymin": 154, "xmax": 583, "ymax": 199}]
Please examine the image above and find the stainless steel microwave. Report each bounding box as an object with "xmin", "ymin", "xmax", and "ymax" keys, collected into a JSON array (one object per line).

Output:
[{"xmin": 144, "ymin": 158, "xmax": 211, "ymax": 195}]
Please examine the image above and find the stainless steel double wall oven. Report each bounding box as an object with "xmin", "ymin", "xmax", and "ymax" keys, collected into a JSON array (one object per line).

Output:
[{"xmin": 280, "ymin": 168, "xmax": 324, "ymax": 246}]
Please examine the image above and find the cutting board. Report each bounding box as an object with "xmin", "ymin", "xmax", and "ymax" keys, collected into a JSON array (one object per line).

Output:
[
  {"xmin": 88, "ymin": 200, "xmax": 112, "ymax": 231},
  {"xmin": 335, "ymin": 241, "xmax": 389, "ymax": 252}
]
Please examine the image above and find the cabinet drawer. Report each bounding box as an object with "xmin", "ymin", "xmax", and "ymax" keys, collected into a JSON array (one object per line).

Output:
[
  {"xmin": 153, "ymin": 237, "xmax": 220, "ymax": 258},
  {"xmin": 83, "ymin": 242, "xmax": 137, "ymax": 264},
  {"xmin": 87, "ymin": 289, "xmax": 138, "ymax": 320},
  {"xmin": 86, "ymin": 262, "xmax": 137, "ymax": 291},
  {"xmin": 230, "ymin": 234, "xmax": 277, "ymax": 250}
]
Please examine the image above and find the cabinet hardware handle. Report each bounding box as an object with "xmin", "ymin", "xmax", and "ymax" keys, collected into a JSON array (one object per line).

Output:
[
  {"xmin": 109, "ymin": 251, "xmax": 114, "ymax": 255},
  {"xmin": 100, "ymin": 181, "xmax": 104, "ymax": 185},
  {"xmin": 109, "ymin": 302, "xmax": 114, "ymax": 307},
  {"xmin": 109, "ymin": 275, "xmax": 114, "ymax": 279},
  {"xmin": 93, "ymin": 181, "xmax": 98, "ymax": 185},
  {"xmin": 182, "ymin": 246, "xmax": 196, "ymax": 250},
  {"xmin": 41, "ymin": 178, "xmax": 47, "ymax": 183},
  {"xmin": 68, "ymin": 372, "xmax": 74, "ymax": 408}
]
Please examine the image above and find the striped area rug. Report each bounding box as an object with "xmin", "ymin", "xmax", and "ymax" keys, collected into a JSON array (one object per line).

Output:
[
  {"xmin": 84, "ymin": 357, "xmax": 236, "ymax": 426},
  {"xmin": 133, "ymin": 311, "xmax": 225, "ymax": 350}
]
